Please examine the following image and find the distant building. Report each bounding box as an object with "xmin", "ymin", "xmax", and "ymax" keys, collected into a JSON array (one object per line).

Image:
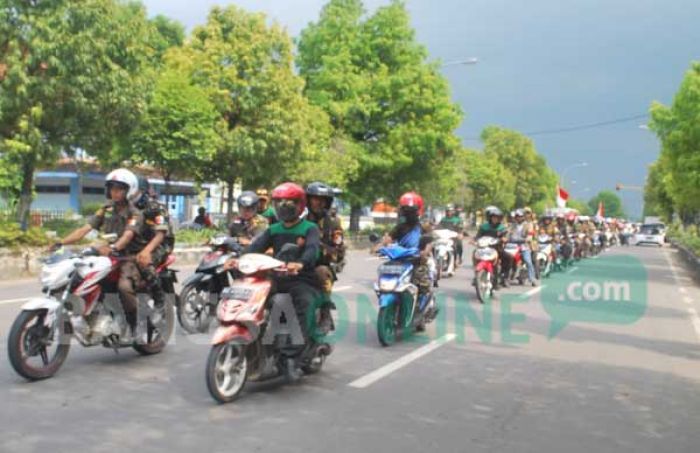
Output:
[{"xmin": 30, "ymin": 159, "xmax": 225, "ymax": 223}]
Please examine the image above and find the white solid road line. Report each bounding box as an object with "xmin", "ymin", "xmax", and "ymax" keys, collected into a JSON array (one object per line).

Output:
[
  {"xmin": 523, "ymin": 285, "xmax": 544, "ymax": 297},
  {"xmin": 349, "ymin": 333, "xmax": 457, "ymax": 389},
  {"xmin": 0, "ymin": 298, "xmax": 28, "ymax": 306},
  {"xmin": 334, "ymin": 285, "xmax": 353, "ymax": 292},
  {"xmin": 686, "ymin": 307, "xmax": 700, "ymax": 341},
  {"xmin": 566, "ymin": 266, "xmax": 578, "ymax": 274}
]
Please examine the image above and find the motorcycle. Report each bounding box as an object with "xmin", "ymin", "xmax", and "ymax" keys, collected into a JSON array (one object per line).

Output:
[
  {"xmin": 432, "ymin": 229, "xmax": 458, "ymax": 280},
  {"xmin": 504, "ymin": 241, "xmax": 529, "ymax": 285},
  {"xmin": 7, "ymin": 245, "xmax": 175, "ymax": 381},
  {"xmin": 536, "ymin": 234, "xmax": 554, "ymax": 278},
  {"xmin": 473, "ymin": 236, "xmax": 500, "ymax": 304},
  {"xmin": 374, "ymin": 245, "xmax": 437, "ymax": 346},
  {"xmin": 205, "ymin": 248, "xmax": 334, "ymax": 403},
  {"xmin": 178, "ymin": 234, "xmax": 241, "ymax": 334}
]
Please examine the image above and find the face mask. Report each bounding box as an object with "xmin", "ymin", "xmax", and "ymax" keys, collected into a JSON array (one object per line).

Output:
[{"xmin": 274, "ymin": 200, "xmax": 299, "ymax": 222}]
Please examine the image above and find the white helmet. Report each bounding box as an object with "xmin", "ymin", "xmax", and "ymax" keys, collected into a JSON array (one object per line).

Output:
[{"xmin": 105, "ymin": 168, "xmax": 138, "ymax": 200}]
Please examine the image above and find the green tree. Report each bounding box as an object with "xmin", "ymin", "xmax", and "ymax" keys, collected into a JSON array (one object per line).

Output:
[
  {"xmin": 567, "ymin": 198, "xmax": 593, "ymax": 216},
  {"xmin": 452, "ymin": 148, "xmax": 516, "ymax": 213},
  {"xmin": 643, "ymin": 159, "xmax": 674, "ymax": 221},
  {"xmin": 126, "ymin": 63, "xmax": 221, "ymax": 203},
  {"xmin": 180, "ymin": 6, "xmax": 330, "ymax": 217},
  {"xmin": 480, "ymin": 126, "xmax": 558, "ymax": 209},
  {"xmin": 297, "ymin": 0, "xmax": 462, "ymax": 230},
  {"xmin": 650, "ymin": 61, "xmax": 700, "ymax": 222},
  {"xmin": 588, "ymin": 190, "xmax": 625, "ymax": 218},
  {"xmin": 0, "ymin": 0, "xmax": 153, "ymax": 227},
  {"xmin": 148, "ymin": 14, "xmax": 185, "ymax": 62}
]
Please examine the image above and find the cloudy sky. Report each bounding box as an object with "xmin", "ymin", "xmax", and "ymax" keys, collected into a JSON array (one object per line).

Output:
[{"xmin": 143, "ymin": 0, "xmax": 700, "ymax": 218}]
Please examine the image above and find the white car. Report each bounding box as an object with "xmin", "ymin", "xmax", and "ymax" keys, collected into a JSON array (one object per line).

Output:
[{"xmin": 635, "ymin": 224, "xmax": 665, "ymax": 247}]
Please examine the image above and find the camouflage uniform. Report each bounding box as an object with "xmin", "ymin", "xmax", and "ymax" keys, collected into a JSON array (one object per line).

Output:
[
  {"xmin": 136, "ymin": 198, "xmax": 175, "ymax": 303},
  {"xmin": 228, "ymin": 214, "xmax": 268, "ymax": 243},
  {"xmin": 88, "ymin": 201, "xmax": 144, "ymax": 320}
]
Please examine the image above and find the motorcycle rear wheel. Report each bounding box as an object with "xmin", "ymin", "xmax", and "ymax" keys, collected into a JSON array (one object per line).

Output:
[{"xmin": 133, "ymin": 298, "xmax": 174, "ymax": 356}]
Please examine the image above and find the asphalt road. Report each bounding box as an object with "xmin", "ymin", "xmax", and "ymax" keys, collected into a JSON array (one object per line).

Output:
[{"xmin": 1, "ymin": 245, "xmax": 699, "ymax": 453}]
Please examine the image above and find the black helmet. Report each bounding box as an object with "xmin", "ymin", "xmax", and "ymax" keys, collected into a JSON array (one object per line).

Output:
[
  {"xmin": 133, "ymin": 175, "xmax": 150, "ymax": 208},
  {"xmin": 305, "ymin": 182, "xmax": 334, "ymax": 209},
  {"xmin": 237, "ymin": 191, "xmax": 260, "ymax": 209}
]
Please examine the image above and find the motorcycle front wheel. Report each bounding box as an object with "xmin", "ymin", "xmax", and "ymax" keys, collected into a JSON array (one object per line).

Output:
[
  {"xmin": 475, "ymin": 270, "xmax": 492, "ymax": 304},
  {"xmin": 178, "ymin": 283, "xmax": 215, "ymax": 334},
  {"xmin": 206, "ymin": 342, "xmax": 248, "ymax": 403},
  {"xmin": 8, "ymin": 309, "xmax": 70, "ymax": 381},
  {"xmin": 377, "ymin": 304, "xmax": 398, "ymax": 347}
]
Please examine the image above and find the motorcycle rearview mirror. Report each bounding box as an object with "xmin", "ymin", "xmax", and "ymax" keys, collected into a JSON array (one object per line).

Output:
[{"xmin": 368, "ymin": 233, "xmax": 380, "ymax": 244}]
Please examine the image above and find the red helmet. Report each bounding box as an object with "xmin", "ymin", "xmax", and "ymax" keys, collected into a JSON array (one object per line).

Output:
[
  {"xmin": 271, "ymin": 182, "xmax": 306, "ymax": 221},
  {"xmin": 398, "ymin": 191, "xmax": 424, "ymax": 216}
]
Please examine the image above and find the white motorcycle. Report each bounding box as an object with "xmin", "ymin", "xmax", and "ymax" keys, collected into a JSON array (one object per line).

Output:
[
  {"xmin": 536, "ymin": 234, "xmax": 554, "ymax": 279},
  {"xmin": 7, "ymin": 245, "xmax": 176, "ymax": 381},
  {"xmin": 432, "ymin": 229, "xmax": 459, "ymax": 280}
]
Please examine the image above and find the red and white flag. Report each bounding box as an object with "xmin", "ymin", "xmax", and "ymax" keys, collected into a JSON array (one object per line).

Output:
[
  {"xmin": 556, "ymin": 186, "xmax": 569, "ymax": 208},
  {"xmin": 596, "ymin": 201, "xmax": 604, "ymax": 218}
]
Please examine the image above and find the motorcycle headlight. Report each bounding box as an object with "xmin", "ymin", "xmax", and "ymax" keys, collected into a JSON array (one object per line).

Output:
[{"xmin": 378, "ymin": 277, "xmax": 398, "ymax": 292}]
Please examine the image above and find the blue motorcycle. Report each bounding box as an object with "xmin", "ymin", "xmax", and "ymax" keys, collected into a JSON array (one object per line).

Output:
[{"xmin": 374, "ymin": 245, "xmax": 437, "ymax": 346}]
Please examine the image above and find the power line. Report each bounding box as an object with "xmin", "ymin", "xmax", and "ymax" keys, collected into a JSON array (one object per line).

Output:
[{"xmin": 464, "ymin": 113, "xmax": 649, "ymax": 141}]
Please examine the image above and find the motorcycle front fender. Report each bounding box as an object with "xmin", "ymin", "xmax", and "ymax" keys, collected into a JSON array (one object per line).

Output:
[
  {"xmin": 475, "ymin": 260, "xmax": 494, "ymax": 274},
  {"xmin": 211, "ymin": 324, "xmax": 253, "ymax": 346},
  {"xmin": 181, "ymin": 272, "xmax": 207, "ymax": 289},
  {"xmin": 378, "ymin": 293, "xmax": 398, "ymax": 308},
  {"xmin": 21, "ymin": 297, "xmax": 61, "ymax": 327}
]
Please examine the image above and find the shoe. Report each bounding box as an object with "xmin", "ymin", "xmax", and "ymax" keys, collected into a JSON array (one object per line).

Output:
[
  {"xmin": 282, "ymin": 357, "xmax": 303, "ymax": 383},
  {"xmin": 531, "ymin": 280, "xmax": 538, "ymax": 287}
]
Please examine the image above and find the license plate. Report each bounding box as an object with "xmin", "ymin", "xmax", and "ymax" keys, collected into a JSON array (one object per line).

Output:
[
  {"xmin": 646, "ymin": 236, "xmax": 655, "ymax": 241},
  {"xmin": 222, "ymin": 286, "xmax": 254, "ymax": 301}
]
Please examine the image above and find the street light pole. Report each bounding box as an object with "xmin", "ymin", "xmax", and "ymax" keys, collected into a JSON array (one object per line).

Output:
[{"xmin": 441, "ymin": 58, "xmax": 479, "ymax": 68}]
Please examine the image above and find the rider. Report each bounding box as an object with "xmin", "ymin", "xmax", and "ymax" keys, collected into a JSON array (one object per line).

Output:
[
  {"xmin": 381, "ymin": 192, "xmax": 434, "ymax": 309},
  {"xmin": 228, "ymin": 191, "xmax": 268, "ymax": 246},
  {"xmin": 52, "ymin": 169, "xmax": 144, "ymax": 334},
  {"xmin": 438, "ymin": 204, "xmax": 464, "ymax": 266},
  {"xmin": 508, "ymin": 209, "xmax": 538, "ymax": 286},
  {"xmin": 474, "ymin": 206, "xmax": 508, "ymax": 287},
  {"xmin": 538, "ymin": 212, "xmax": 559, "ymax": 263},
  {"xmin": 133, "ymin": 176, "xmax": 175, "ymax": 313},
  {"xmin": 305, "ymin": 182, "xmax": 345, "ymax": 298},
  {"xmin": 256, "ymin": 188, "xmax": 278, "ymax": 225},
  {"xmin": 233, "ymin": 183, "xmax": 323, "ymax": 375}
]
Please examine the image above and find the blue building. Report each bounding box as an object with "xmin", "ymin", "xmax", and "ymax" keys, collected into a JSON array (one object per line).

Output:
[{"xmin": 31, "ymin": 160, "xmax": 222, "ymax": 223}]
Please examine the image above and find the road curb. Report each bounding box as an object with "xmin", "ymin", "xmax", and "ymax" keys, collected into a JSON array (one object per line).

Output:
[{"xmin": 671, "ymin": 240, "xmax": 700, "ymax": 282}]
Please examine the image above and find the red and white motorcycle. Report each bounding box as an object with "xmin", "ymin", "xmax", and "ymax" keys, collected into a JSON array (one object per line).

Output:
[
  {"xmin": 7, "ymin": 245, "xmax": 176, "ymax": 381},
  {"xmin": 473, "ymin": 236, "xmax": 500, "ymax": 304},
  {"xmin": 205, "ymin": 251, "xmax": 334, "ymax": 403}
]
